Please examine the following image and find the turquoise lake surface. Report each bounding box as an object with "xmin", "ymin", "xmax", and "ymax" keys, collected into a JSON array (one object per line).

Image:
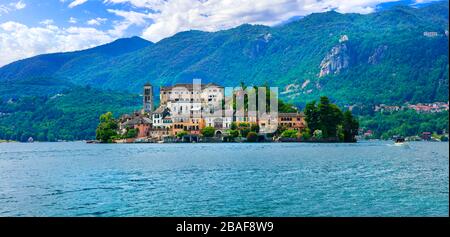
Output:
[{"xmin": 0, "ymin": 141, "xmax": 448, "ymax": 216}]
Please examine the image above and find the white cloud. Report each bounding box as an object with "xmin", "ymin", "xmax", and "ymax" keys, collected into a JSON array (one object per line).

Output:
[
  {"xmin": 87, "ymin": 17, "xmax": 108, "ymax": 25},
  {"xmin": 68, "ymin": 0, "xmax": 88, "ymax": 8},
  {"xmin": 0, "ymin": 21, "xmax": 113, "ymax": 67},
  {"xmin": 0, "ymin": 1, "xmax": 26, "ymax": 16},
  {"xmin": 106, "ymin": 9, "xmax": 152, "ymax": 36},
  {"xmin": 14, "ymin": 0, "xmax": 26, "ymax": 10},
  {"xmin": 103, "ymin": 0, "xmax": 403, "ymax": 42},
  {"xmin": 39, "ymin": 19, "xmax": 55, "ymax": 25},
  {"xmin": 69, "ymin": 17, "xmax": 78, "ymax": 24},
  {"xmin": 0, "ymin": 5, "xmax": 9, "ymax": 16}
]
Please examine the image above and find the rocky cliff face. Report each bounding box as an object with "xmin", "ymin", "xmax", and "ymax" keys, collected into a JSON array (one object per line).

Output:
[
  {"xmin": 368, "ymin": 45, "xmax": 388, "ymax": 65},
  {"xmin": 319, "ymin": 41, "xmax": 351, "ymax": 78}
]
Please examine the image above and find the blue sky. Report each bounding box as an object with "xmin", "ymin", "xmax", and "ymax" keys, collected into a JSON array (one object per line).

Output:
[
  {"xmin": 0, "ymin": 0, "xmax": 442, "ymax": 66},
  {"xmin": 1, "ymin": 1, "xmax": 153, "ymax": 35}
]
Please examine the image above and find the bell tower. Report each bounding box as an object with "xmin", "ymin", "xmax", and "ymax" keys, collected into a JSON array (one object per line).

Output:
[{"xmin": 143, "ymin": 82, "xmax": 153, "ymax": 113}]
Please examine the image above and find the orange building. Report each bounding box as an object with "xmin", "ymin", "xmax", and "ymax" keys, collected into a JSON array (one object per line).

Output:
[
  {"xmin": 122, "ymin": 116, "xmax": 152, "ymax": 138},
  {"xmin": 172, "ymin": 117, "xmax": 206, "ymax": 136},
  {"xmin": 135, "ymin": 123, "xmax": 151, "ymax": 138},
  {"xmin": 277, "ymin": 112, "xmax": 306, "ymax": 132}
]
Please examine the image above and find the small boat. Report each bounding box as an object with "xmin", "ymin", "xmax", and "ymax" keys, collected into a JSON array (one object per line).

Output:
[
  {"xmin": 394, "ymin": 136, "xmax": 406, "ymax": 146},
  {"xmin": 395, "ymin": 137, "xmax": 405, "ymax": 143}
]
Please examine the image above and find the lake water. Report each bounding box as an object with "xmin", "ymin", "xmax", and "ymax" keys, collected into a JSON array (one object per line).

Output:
[{"xmin": 0, "ymin": 141, "xmax": 448, "ymax": 217}]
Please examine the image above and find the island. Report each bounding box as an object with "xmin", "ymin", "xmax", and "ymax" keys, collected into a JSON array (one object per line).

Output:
[{"xmin": 95, "ymin": 82, "xmax": 359, "ymax": 143}]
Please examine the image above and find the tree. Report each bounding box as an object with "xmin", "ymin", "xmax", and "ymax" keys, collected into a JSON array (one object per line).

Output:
[
  {"xmin": 100, "ymin": 111, "xmax": 114, "ymax": 123},
  {"xmin": 300, "ymin": 128, "xmax": 311, "ymax": 140},
  {"xmin": 246, "ymin": 132, "xmax": 258, "ymax": 142},
  {"xmin": 304, "ymin": 97, "xmax": 357, "ymax": 141},
  {"xmin": 230, "ymin": 122, "xmax": 238, "ymax": 130},
  {"xmin": 318, "ymin": 97, "xmax": 343, "ymax": 139},
  {"xmin": 240, "ymin": 81, "xmax": 247, "ymax": 91},
  {"xmin": 304, "ymin": 101, "xmax": 320, "ymax": 136},
  {"xmin": 176, "ymin": 130, "xmax": 188, "ymax": 139},
  {"xmin": 240, "ymin": 128, "xmax": 250, "ymax": 138},
  {"xmin": 250, "ymin": 123, "xmax": 260, "ymax": 133},
  {"xmin": 278, "ymin": 99, "xmax": 298, "ymax": 113},
  {"xmin": 343, "ymin": 111, "xmax": 359, "ymax": 142},
  {"xmin": 239, "ymin": 122, "xmax": 250, "ymax": 128},
  {"xmin": 313, "ymin": 130, "xmax": 323, "ymax": 140},
  {"xmin": 281, "ymin": 129, "xmax": 298, "ymax": 138},
  {"xmin": 229, "ymin": 130, "xmax": 239, "ymax": 138},
  {"xmin": 95, "ymin": 112, "xmax": 118, "ymax": 143},
  {"xmin": 201, "ymin": 126, "xmax": 215, "ymax": 137},
  {"xmin": 125, "ymin": 128, "xmax": 139, "ymax": 139}
]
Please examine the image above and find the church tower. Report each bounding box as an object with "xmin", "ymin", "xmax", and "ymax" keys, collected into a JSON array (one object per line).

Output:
[{"xmin": 143, "ymin": 82, "xmax": 153, "ymax": 113}]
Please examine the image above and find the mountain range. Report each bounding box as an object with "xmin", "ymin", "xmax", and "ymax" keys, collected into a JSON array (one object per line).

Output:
[
  {"xmin": 1, "ymin": 1, "xmax": 448, "ymax": 106},
  {"xmin": 0, "ymin": 1, "xmax": 448, "ymax": 141}
]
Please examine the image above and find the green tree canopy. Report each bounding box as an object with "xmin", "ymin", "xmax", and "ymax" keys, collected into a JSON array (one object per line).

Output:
[
  {"xmin": 303, "ymin": 96, "xmax": 358, "ymax": 141},
  {"xmin": 95, "ymin": 112, "xmax": 118, "ymax": 143},
  {"xmin": 281, "ymin": 129, "xmax": 299, "ymax": 138},
  {"xmin": 304, "ymin": 101, "xmax": 320, "ymax": 136},
  {"xmin": 246, "ymin": 132, "xmax": 258, "ymax": 142},
  {"xmin": 125, "ymin": 128, "xmax": 139, "ymax": 139},
  {"xmin": 343, "ymin": 111, "xmax": 359, "ymax": 142},
  {"xmin": 318, "ymin": 97, "xmax": 343, "ymax": 138},
  {"xmin": 176, "ymin": 130, "xmax": 188, "ymax": 139},
  {"xmin": 228, "ymin": 129, "xmax": 239, "ymax": 138},
  {"xmin": 201, "ymin": 126, "xmax": 215, "ymax": 137}
]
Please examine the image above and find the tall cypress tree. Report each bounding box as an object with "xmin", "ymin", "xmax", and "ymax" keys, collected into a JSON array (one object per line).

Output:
[
  {"xmin": 343, "ymin": 110, "xmax": 359, "ymax": 142},
  {"xmin": 304, "ymin": 101, "xmax": 320, "ymax": 136},
  {"xmin": 318, "ymin": 97, "xmax": 341, "ymax": 138}
]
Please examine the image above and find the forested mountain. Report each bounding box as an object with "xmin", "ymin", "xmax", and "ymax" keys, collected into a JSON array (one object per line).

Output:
[
  {"xmin": 0, "ymin": 1, "xmax": 448, "ymax": 105},
  {"xmin": 0, "ymin": 36, "xmax": 152, "ymax": 91},
  {"xmin": 0, "ymin": 86, "xmax": 141, "ymax": 141}
]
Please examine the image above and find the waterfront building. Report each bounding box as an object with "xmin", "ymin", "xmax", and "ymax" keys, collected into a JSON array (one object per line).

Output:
[
  {"xmin": 122, "ymin": 116, "xmax": 152, "ymax": 138},
  {"xmin": 278, "ymin": 112, "xmax": 306, "ymax": 132},
  {"xmin": 172, "ymin": 117, "xmax": 205, "ymax": 136},
  {"xmin": 159, "ymin": 83, "xmax": 224, "ymax": 106},
  {"xmin": 151, "ymin": 106, "xmax": 171, "ymax": 129},
  {"xmin": 118, "ymin": 113, "xmax": 133, "ymax": 135},
  {"xmin": 258, "ymin": 114, "xmax": 279, "ymax": 134},
  {"xmin": 148, "ymin": 128, "xmax": 172, "ymax": 141},
  {"xmin": 160, "ymin": 82, "xmax": 227, "ymax": 136},
  {"xmin": 117, "ymin": 82, "xmax": 307, "ymax": 142}
]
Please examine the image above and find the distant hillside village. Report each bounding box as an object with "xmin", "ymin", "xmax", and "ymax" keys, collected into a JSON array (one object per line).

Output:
[
  {"xmin": 95, "ymin": 82, "xmax": 360, "ymax": 143},
  {"xmin": 374, "ymin": 102, "xmax": 449, "ymax": 113}
]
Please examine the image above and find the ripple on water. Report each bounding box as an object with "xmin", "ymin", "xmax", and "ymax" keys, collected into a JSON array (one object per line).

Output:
[{"xmin": 0, "ymin": 141, "xmax": 448, "ymax": 217}]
